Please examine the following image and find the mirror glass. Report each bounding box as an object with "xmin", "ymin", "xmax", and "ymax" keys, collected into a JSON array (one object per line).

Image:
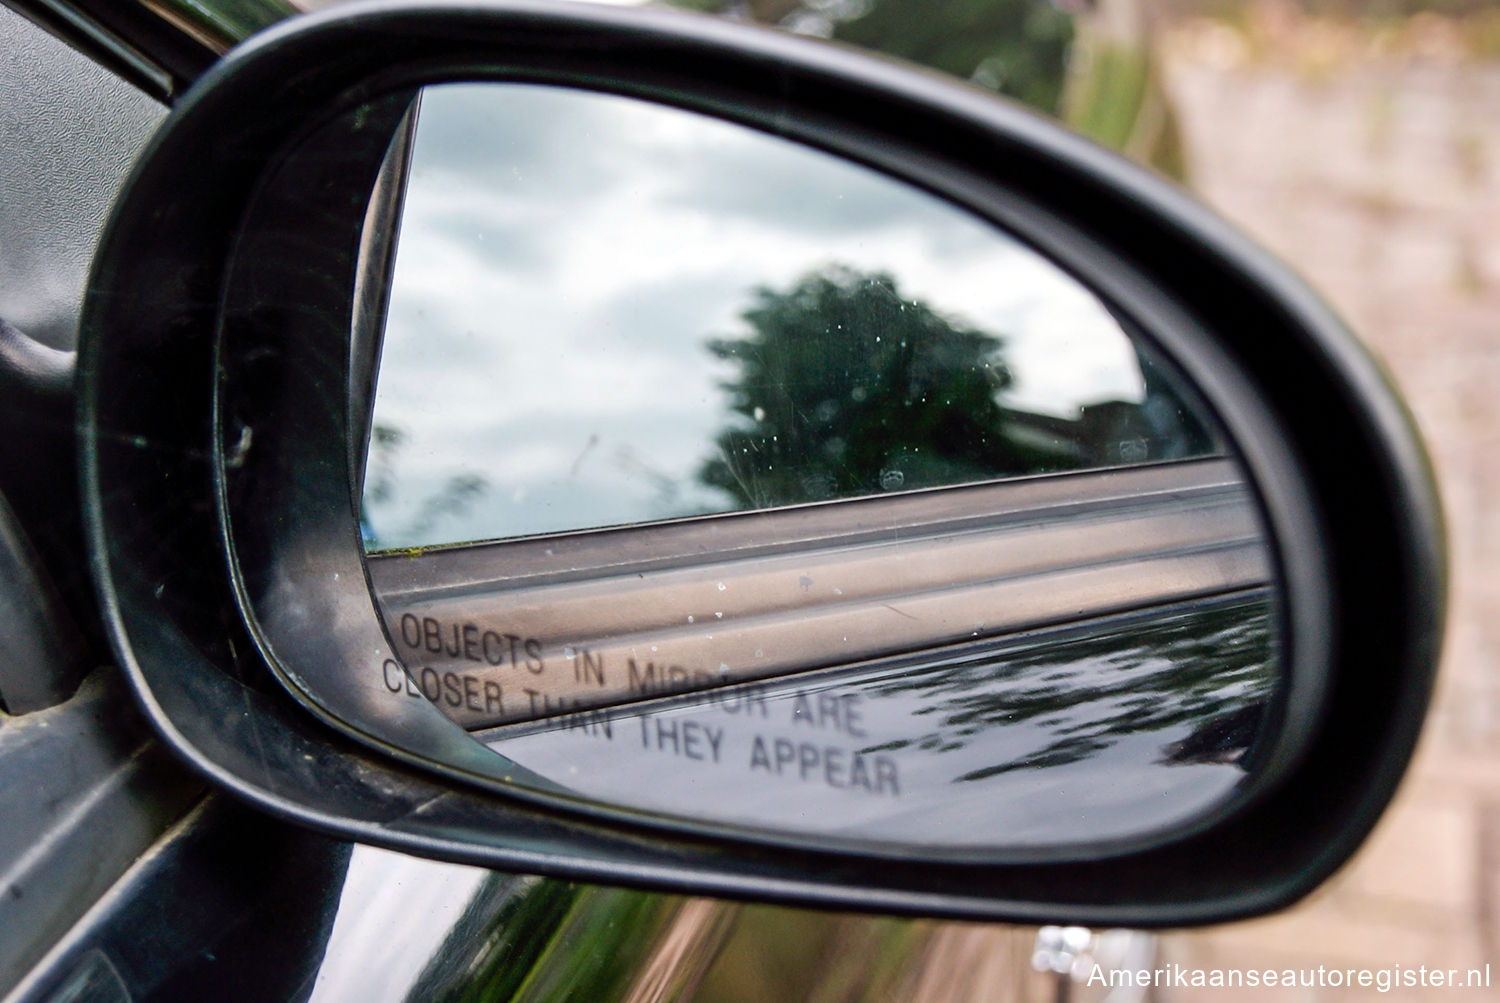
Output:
[
  {"xmin": 351, "ymin": 83, "xmax": 1279, "ymax": 854},
  {"xmin": 362, "ymin": 85, "xmax": 1217, "ymax": 549}
]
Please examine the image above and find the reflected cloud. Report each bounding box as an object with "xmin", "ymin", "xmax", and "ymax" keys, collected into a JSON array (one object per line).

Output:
[{"xmin": 366, "ymin": 82, "xmax": 1189, "ymax": 549}]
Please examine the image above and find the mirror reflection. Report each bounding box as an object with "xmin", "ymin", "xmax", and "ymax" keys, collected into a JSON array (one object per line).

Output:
[
  {"xmin": 362, "ymin": 84, "xmax": 1215, "ymax": 550},
  {"xmin": 354, "ymin": 82, "xmax": 1280, "ymax": 853},
  {"xmin": 483, "ymin": 593, "xmax": 1273, "ymax": 851}
]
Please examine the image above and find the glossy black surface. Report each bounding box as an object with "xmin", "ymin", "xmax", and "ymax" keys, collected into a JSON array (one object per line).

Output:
[{"xmin": 484, "ymin": 594, "xmax": 1275, "ymax": 855}]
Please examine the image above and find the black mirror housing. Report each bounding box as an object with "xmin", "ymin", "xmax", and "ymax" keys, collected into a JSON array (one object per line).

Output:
[{"xmin": 79, "ymin": 0, "xmax": 1444, "ymax": 925}]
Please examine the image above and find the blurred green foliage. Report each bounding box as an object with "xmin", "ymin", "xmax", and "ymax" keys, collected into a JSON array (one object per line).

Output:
[
  {"xmin": 672, "ymin": 0, "xmax": 1075, "ymax": 113},
  {"xmin": 405, "ymin": 879, "xmax": 685, "ymax": 1003},
  {"xmin": 668, "ymin": 0, "xmax": 1188, "ymax": 177},
  {"xmin": 1062, "ymin": 32, "xmax": 1189, "ymax": 180},
  {"xmin": 505, "ymin": 887, "xmax": 681, "ymax": 1002},
  {"xmin": 832, "ymin": 0, "xmax": 1075, "ymax": 113},
  {"xmin": 155, "ymin": 0, "xmax": 296, "ymax": 49},
  {"xmin": 694, "ymin": 905, "xmax": 937, "ymax": 1003}
]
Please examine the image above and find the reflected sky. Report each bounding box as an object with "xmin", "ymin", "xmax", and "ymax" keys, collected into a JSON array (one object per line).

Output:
[
  {"xmin": 307, "ymin": 846, "xmax": 491, "ymax": 1002},
  {"xmin": 480, "ymin": 593, "xmax": 1274, "ymax": 853},
  {"xmin": 366, "ymin": 84, "xmax": 1157, "ymax": 549}
]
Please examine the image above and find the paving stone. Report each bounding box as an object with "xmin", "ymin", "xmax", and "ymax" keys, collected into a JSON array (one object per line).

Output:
[
  {"xmin": 1336, "ymin": 798, "xmax": 1477, "ymax": 916},
  {"xmin": 1156, "ymin": 20, "xmax": 1500, "ymax": 998}
]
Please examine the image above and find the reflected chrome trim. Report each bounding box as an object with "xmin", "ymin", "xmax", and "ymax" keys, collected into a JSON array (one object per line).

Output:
[{"xmin": 369, "ymin": 457, "xmax": 1267, "ymax": 729}]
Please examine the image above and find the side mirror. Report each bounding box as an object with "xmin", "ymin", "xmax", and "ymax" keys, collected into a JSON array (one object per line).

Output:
[{"xmin": 80, "ymin": 0, "xmax": 1444, "ymax": 924}]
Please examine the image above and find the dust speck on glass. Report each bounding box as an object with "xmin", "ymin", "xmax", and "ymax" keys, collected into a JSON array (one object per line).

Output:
[{"xmin": 360, "ymin": 84, "xmax": 1214, "ymax": 551}]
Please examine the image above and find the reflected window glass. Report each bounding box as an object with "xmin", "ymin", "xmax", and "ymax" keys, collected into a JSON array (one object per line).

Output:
[
  {"xmin": 342, "ymin": 83, "xmax": 1281, "ymax": 856},
  {"xmin": 482, "ymin": 593, "xmax": 1275, "ymax": 852},
  {"xmin": 363, "ymin": 84, "xmax": 1215, "ymax": 550}
]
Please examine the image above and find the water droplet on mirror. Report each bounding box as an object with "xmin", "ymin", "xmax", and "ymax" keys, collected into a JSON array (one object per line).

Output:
[{"xmin": 880, "ymin": 468, "xmax": 905, "ymax": 491}]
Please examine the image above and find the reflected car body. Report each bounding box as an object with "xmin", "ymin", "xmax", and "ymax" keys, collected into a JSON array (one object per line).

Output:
[{"xmin": 0, "ymin": 1, "xmax": 1230, "ymax": 999}]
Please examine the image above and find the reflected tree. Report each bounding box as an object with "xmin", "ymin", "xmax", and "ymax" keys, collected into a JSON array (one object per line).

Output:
[
  {"xmin": 362, "ymin": 421, "xmax": 491, "ymax": 550},
  {"xmin": 402, "ymin": 877, "xmax": 702, "ymax": 1003},
  {"xmin": 862, "ymin": 593, "xmax": 1276, "ymax": 778},
  {"xmin": 698, "ymin": 265, "xmax": 1077, "ymax": 509},
  {"xmin": 363, "ymin": 423, "xmax": 405, "ymax": 510}
]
